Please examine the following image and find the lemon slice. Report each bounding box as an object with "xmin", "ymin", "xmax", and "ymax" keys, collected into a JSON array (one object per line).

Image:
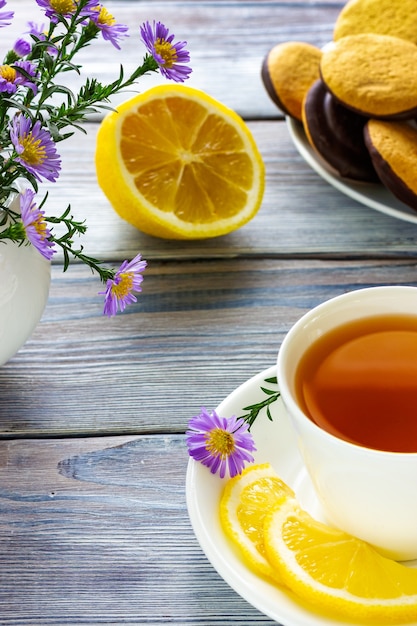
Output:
[
  {"xmin": 95, "ymin": 84, "xmax": 265, "ymax": 239},
  {"xmin": 219, "ymin": 463, "xmax": 295, "ymax": 582},
  {"xmin": 264, "ymin": 498, "xmax": 417, "ymax": 623}
]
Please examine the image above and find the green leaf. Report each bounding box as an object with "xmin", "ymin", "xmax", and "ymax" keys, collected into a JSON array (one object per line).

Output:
[{"xmin": 238, "ymin": 377, "xmax": 281, "ymax": 429}]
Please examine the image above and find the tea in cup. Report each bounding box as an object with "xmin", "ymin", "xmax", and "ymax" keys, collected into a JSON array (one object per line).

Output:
[{"xmin": 277, "ymin": 285, "xmax": 417, "ymax": 561}]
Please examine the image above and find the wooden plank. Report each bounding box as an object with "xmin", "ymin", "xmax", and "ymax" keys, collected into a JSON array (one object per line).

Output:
[
  {"xmin": 0, "ymin": 433, "xmax": 277, "ymax": 624},
  {"xmin": 4, "ymin": 1, "xmax": 342, "ymax": 118},
  {"xmin": 35, "ymin": 120, "xmax": 417, "ymax": 264},
  {"xmin": 1, "ymin": 258, "xmax": 417, "ymax": 437},
  {"xmin": 5, "ymin": 2, "xmax": 417, "ymax": 259}
]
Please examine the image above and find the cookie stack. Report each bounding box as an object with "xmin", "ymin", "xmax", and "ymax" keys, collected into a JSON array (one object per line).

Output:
[{"xmin": 261, "ymin": 0, "xmax": 417, "ymax": 210}]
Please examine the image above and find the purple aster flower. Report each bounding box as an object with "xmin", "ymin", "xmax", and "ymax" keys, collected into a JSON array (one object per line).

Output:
[
  {"xmin": 186, "ymin": 408, "xmax": 256, "ymax": 478},
  {"xmin": 26, "ymin": 21, "xmax": 46, "ymax": 37},
  {"xmin": 89, "ymin": 4, "xmax": 128, "ymax": 50},
  {"xmin": 20, "ymin": 189, "xmax": 56, "ymax": 260},
  {"xmin": 0, "ymin": 0, "xmax": 13, "ymax": 28},
  {"xmin": 10, "ymin": 116, "xmax": 61, "ymax": 183},
  {"xmin": 100, "ymin": 253, "xmax": 147, "ymax": 316},
  {"xmin": 35, "ymin": 0, "xmax": 75, "ymax": 19},
  {"xmin": 0, "ymin": 61, "xmax": 38, "ymax": 95},
  {"xmin": 13, "ymin": 38, "xmax": 31, "ymax": 57},
  {"xmin": 140, "ymin": 21, "xmax": 192, "ymax": 83},
  {"xmin": 35, "ymin": 0, "xmax": 97, "ymax": 20}
]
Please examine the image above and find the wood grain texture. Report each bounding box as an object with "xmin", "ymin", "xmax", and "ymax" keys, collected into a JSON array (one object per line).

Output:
[
  {"xmin": 37, "ymin": 120, "xmax": 417, "ymax": 264},
  {"xmin": 2, "ymin": 258, "xmax": 417, "ymax": 437},
  {"xmin": 6, "ymin": 2, "xmax": 417, "ymax": 262},
  {"xmin": 5, "ymin": 1, "xmax": 341, "ymax": 119},
  {"xmin": 0, "ymin": 434, "xmax": 277, "ymax": 624}
]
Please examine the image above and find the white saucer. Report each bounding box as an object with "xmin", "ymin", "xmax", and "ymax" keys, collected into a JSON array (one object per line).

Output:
[
  {"xmin": 186, "ymin": 366, "xmax": 417, "ymax": 626},
  {"xmin": 286, "ymin": 116, "xmax": 417, "ymax": 225}
]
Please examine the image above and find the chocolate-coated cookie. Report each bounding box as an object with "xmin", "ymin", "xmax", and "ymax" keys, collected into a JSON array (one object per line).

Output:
[
  {"xmin": 334, "ymin": 0, "xmax": 417, "ymax": 45},
  {"xmin": 262, "ymin": 41, "xmax": 322, "ymax": 121},
  {"xmin": 302, "ymin": 79, "xmax": 378, "ymax": 182},
  {"xmin": 364, "ymin": 119, "xmax": 417, "ymax": 211},
  {"xmin": 320, "ymin": 34, "xmax": 417, "ymax": 119}
]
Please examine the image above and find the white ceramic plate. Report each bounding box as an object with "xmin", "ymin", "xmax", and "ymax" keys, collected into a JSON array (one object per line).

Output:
[
  {"xmin": 286, "ymin": 116, "xmax": 417, "ymax": 225},
  {"xmin": 186, "ymin": 366, "xmax": 417, "ymax": 626}
]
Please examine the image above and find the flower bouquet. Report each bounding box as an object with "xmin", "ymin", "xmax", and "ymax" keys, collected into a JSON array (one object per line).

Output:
[{"xmin": 0, "ymin": 0, "xmax": 191, "ymax": 316}]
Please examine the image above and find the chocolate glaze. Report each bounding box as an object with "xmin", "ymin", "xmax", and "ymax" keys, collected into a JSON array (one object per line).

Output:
[
  {"xmin": 261, "ymin": 56, "xmax": 293, "ymax": 117},
  {"xmin": 364, "ymin": 125, "xmax": 417, "ymax": 211},
  {"xmin": 303, "ymin": 79, "xmax": 379, "ymax": 182}
]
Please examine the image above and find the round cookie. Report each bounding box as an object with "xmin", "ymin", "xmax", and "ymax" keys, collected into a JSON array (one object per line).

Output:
[
  {"xmin": 261, "ymin": 41, "xmax": 322, "ymax": 121},
  {"xmin": 302, "ymin": 79, "xmax": 377, "ymax": 182},
  {"xmin": 320, "ymin": 34, "xmax": 417, "ymax": 119},
  {"xmin": 364, "ymin": 120, "xmax": 417, "ymax": 211},
  {"xmin": 334, "ymin": 0, "xmax": 417, "ymax": 45}
]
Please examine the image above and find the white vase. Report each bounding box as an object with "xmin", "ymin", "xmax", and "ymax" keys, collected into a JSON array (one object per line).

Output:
[{"xmin": 0, "ymin": 192, "xmax": 51, "ymax": 366}]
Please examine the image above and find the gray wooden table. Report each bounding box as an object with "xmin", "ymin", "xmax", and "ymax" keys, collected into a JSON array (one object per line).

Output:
[{"xmin": 1, "ymin": 1, "xmax": 417, "ymax": 624}]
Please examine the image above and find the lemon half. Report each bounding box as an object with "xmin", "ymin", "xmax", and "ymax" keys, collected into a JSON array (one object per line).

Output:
[{"xmin": 95, "ymin": 84, "xmax": 265, "ymax": 239}]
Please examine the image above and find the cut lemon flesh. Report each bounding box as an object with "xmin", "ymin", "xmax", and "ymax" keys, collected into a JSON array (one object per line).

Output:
[
  {"xmin": 264, "ymin": 498, "xmax": 417, "ymax": 623},
  {"xmin": 95, "ymin": 84, "xmax": 265, "ymax": 239},
  {"xmin": 219, "ymin": 463, "xmax": 295, "ymax": 582}
]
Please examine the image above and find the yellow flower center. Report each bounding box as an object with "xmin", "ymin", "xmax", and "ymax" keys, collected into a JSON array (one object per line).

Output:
[
  {"xmin": 154, "ymin": 38, "xmax": 178, "ymax": 68},
  {"xmin": 32, "ymin": 214, "xmax": 48, "ymax": 240},
  {"xmin": 0, "ymin": 65, "xmax": 16, "ymax": 83},
  {"xmin": 206, "ymin": 428, "xmax": 235, "ymax": 458},
  {"xmin": 50, "ymin": 0, "xmax": 76, "ymax": 13},
  {"xmin": 95, "ymin": 6, "xmax": 115, "ymax": 26},
  {"xmin": 20, "ymin": 134, "xmax": 46, "ymax": 166},
  {"xmin": 111, "ymin": 272, "xmax": 134, "ymax": 299}
]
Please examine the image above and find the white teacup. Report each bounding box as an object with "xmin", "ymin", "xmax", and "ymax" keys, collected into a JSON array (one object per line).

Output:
[{"xmin": 277, "ymin": 285, "xmax": 417, "ymax": 561}]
